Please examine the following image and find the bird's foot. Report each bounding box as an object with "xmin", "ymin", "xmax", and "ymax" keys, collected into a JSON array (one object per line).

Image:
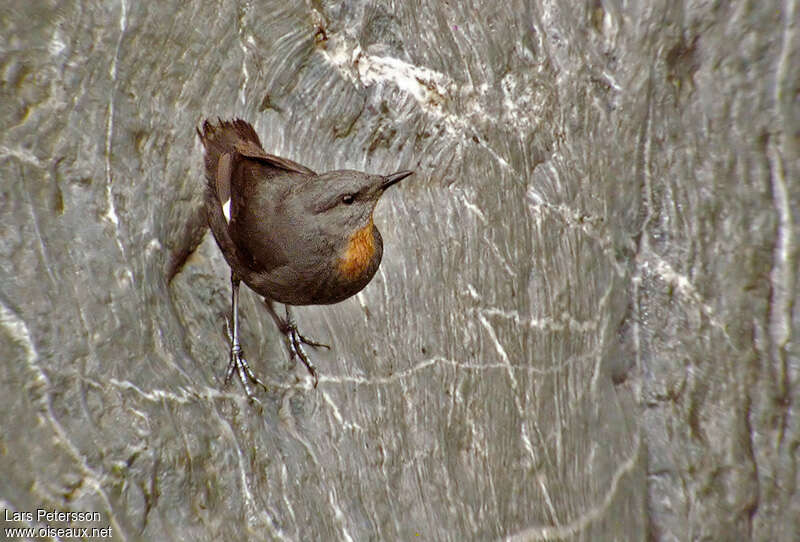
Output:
[
  {"xmin": 224, "ymin": 344, "xmax": 268, "ymax": 400},
  {"xmin": 264, "ymin": 302, "xmax": 330, "ymax": 387},
  {"xmin": 224, "ymin": 319, "xmax": 267, "ymax": 400},
  {"xmin": 282, "ymin": 322, "xmax": 329, "ymax": 388}
]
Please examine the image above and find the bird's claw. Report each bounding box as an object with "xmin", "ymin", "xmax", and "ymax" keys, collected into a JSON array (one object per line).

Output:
[
  {"xmin": 225, "ymin": 343, "xmax": 268, "ymax": 400},
  {"xmin": 283, "ymin": 323, "xmax": 326, "ymax": 387}
]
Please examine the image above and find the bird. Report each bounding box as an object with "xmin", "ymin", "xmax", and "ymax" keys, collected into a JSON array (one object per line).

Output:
[{"xmin": 197, "ymin": 118, "xmax": 412, "ymax": 397}]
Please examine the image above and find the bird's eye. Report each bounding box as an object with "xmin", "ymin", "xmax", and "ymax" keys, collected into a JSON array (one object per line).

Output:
[{"xmin": 342, "ymin": 194, "xmax": 355, "ymax": 204}]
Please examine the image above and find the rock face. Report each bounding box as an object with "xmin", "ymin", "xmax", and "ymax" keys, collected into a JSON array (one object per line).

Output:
[{"xmin": 0, "ymin": 1, "xmax": 797, "ymax": 540}]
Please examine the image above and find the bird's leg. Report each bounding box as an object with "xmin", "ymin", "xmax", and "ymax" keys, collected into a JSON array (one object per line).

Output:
[
  {"xmin": 264, "ymin": 300, "xmax": 329, "ymax": 387},
  {"xmin": 226, "ymin": 275, "xmax": 268, "ymax": 398}
]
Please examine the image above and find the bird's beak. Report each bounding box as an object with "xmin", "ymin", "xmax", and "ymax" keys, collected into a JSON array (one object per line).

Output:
[{"xmin": 381, "ymin": 170, "xmax": 413, "ymax": 190}]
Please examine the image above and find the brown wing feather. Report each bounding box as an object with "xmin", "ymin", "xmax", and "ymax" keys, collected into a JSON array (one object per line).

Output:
[
  {"xmin": 234, "ymin": 139, "xmax": 316, "ymax": 175},
  {"xmin": 196, "ymin": 118, "xmax": 315, "ymax": 202}
]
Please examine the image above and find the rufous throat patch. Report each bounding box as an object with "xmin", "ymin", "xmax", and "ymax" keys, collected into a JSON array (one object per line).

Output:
[{"xmin": 338, "ymin": 217, "xmax": 376, "ymax": 279}]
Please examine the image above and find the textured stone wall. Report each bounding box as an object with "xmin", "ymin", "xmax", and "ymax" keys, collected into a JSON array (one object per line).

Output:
[{"xmin": 0, "ymin": 1, "xmax": 797, "ymax": 540}]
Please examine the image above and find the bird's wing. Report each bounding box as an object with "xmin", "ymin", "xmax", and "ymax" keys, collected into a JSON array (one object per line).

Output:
[{"xmin": 234, "ymin": 140, "xmax": 317, "ymax": 176}]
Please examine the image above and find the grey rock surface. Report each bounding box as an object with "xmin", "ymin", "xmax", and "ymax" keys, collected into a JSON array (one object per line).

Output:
[{"xmin": 1, "ymin": 1, "xmax": 797, "ymax": 540}]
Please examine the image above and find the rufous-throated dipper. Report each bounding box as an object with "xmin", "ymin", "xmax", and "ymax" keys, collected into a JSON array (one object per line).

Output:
[{"xmin": 197, "ymin": 119, "xmax": 413, "ymax": 396}]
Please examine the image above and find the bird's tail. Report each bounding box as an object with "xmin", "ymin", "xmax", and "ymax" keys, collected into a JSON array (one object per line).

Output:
[
  {"xmin": 196, "ymin": 119, "xmax": 260, "ymax": 283},
  {"xmin": 196, "ymin": 118, "xmax": 262, "ymax": 202}
]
